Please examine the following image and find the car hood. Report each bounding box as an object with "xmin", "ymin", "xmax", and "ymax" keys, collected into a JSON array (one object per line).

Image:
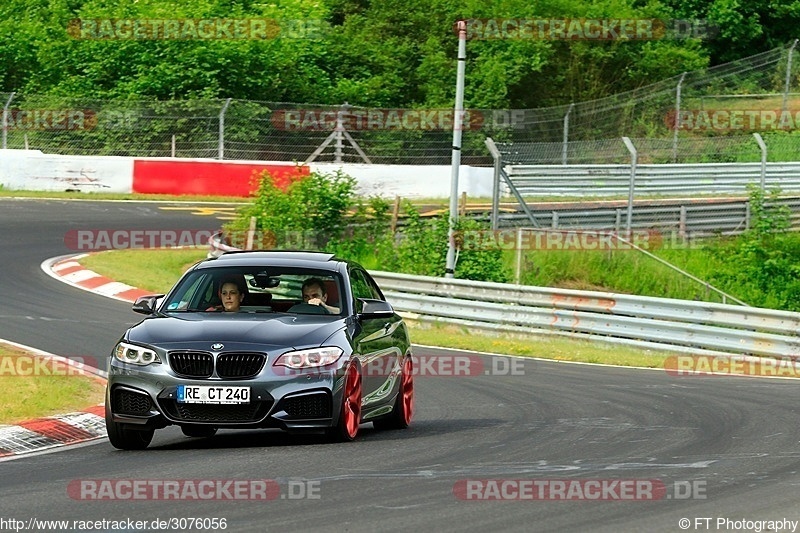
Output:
[{"xmin": 125, "ymin": 313, "xmax": 346, "ymax": 351}]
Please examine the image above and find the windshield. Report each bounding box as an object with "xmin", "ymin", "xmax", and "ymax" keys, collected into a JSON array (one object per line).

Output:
[{"xmin": 161, "ymin": 266, "xmax": 344, "ymax": 316}]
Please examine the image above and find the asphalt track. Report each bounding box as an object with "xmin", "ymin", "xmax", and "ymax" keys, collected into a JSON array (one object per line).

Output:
[{"xmin": 1, "ymin": 198, "xmax": 800, "ymax": 532}]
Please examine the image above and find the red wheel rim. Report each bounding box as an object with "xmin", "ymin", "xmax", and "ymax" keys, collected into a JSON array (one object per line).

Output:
[
  {"xmin": 342, "ymin": 363, "xmax": 362, "ymax": 439},
  {"xmin": 400, "ymin": 357, "xmax": 414, "ymax": 425}
]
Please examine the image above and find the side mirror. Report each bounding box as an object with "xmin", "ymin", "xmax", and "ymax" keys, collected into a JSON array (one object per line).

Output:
[
  {"xmin": 132, "ymin": 295, "xmax": 165, "ymax": 315},
  {"xmin": 358, "ymin": 298, "xmax": 394, "ymax": 318}
]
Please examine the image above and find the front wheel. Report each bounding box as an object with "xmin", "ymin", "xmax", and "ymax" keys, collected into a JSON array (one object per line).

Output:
[
  {"xmin": 373, "ymin": 356, "xmax": 413, "ymax": 430},
  {"xmin": 105, "ymin": 403, "xmax": 154, "ymax": 450},
  {"xmin": 327, "ymin": 362, "xmax": 362, "ymax": 442}
]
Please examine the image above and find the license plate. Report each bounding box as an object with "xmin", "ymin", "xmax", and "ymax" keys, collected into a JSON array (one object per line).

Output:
[{"xmin": 177, "ymin": 385, "xmax": 250, "ymax": 404}]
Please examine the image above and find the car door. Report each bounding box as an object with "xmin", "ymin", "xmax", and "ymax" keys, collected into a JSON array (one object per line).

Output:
[{"xmin": 349, "ymin": 268, "xmax": 402, "ymax": 408}]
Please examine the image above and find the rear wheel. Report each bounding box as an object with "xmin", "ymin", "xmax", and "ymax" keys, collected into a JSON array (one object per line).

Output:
[
  {"xmin": 327, "ymin": 362, "xmax": 362, "ymax": 442},
  {"xmin": 105, "ymin": 403, "xmax": 154, "ymax": 450},
  {"xmin": 181, "ymin": 425, "xmax": 218, "ymax": 438},
  {"xmin": 373, "ymin": 356, "xmax": 414, "ymax": 430}
]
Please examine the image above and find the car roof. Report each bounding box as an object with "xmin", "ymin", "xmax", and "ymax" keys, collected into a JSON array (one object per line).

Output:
[{"xmin": 196, "ymin": 250, "xmax": 344, "ymax": 272}]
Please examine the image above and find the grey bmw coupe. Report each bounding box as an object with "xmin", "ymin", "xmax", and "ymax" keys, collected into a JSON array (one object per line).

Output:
[{"xmin": 105, "ymin": 251, "xmax": 414, "ymax": 450}]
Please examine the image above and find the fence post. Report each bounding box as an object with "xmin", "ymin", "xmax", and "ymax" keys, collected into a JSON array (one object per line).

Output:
[
  {"xmin": 783, "ymin": 40, "xmax": 798, "ymax": 114},
  {"xmin": 2, "ymin": 92, "xmax": 15, "ymax": 150},
  {"xmin": 679, "ymin": 205, "xmax": 687, "ymax": 240},
  {"xmin": 445, "ymin": 20, "xmax": 468, "ymax": 279},
  {"xmin": 514, "ymin": 227, "xmax": 523, "ymax": 285},
  {"xmin": 218, "ymin": 98, "xmax": 232, "ymax": 160},
  {"xmin": 622, "ymin": 137, "xmax": 637, "ymax": 233},
  {"xmin": 745, "ymin": 202, "xmax": 751, "ymax": 231},
  {"xmin": 485, "ymin": 137, "xmax": 502, "ymax": 230},
  {"xmin": 246, "ymin": 216, "xmax": 256, "ymax": 250},
  {"xmin": 672, "ymin": 72, "xmax": 687, "ymax": 163},
  {"xmin": 562, "ymin": 103, "xmax": 574, "ymax": 165},
  {"xmin": 753, "ymin": 133, "xmax": 767, "ymax": 192},
  {"xmin": 335, "ymin": 102, "xmax": 350, "ymax": 164},
  {"xmin": 171, "ymin": 134, "xmax": 176, "ymax": 158}
]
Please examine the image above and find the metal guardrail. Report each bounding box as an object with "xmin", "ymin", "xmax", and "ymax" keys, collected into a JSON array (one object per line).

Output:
[
  {"xmin": 207, "ymin": 228, "xmax": 800, "ymax": 359},
  {"xmin": 497, "ymin": 197, "xmax": 800, "ymax": 235},
  {"xmin": 370, "ymin": 271, "xmax": 800, "ymax": 359},
  {"xmin": 503, "ymin": 162, "xmax": 800, "ymax": 197}
]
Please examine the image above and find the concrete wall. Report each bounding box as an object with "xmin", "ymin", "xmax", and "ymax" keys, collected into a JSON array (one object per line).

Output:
[{"xmin": 0, "ymin": 150, "xmax": 493, "ymax": 198}]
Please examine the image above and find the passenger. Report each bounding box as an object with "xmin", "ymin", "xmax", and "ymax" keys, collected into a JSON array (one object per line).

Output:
[
  {"xmin": 207, "ymin": 277, "xmax": 245, "ymax": 312},
  {"xmin": 301, "ymin": 277, "xmax": 340, "ymax": 314}
]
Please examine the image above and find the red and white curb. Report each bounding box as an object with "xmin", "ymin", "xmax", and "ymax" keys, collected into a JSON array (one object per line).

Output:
[
  {"xmin": 1, "ymin": 254, "xmax": 151, "ymax": 458},
  {"xmin": 43, "ymin": 254, "xmax": 152, "ymax": 303},
  {"xmin": 0, "ymin": 339, "xmax": 109, "ymax": 460}
]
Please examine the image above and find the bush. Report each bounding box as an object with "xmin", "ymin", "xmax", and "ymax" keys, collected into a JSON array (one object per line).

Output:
[
  {"xmin": 228, "ymin": 169, "xmax": 356, "ymax": 249},
  {"xmin": 387, "ymin": 204, "xmax": 510, "ymax": 283},
  {"xmin": 706, "ymin": 184, "xmax": 800, "ymax": 310},
  {"xmin": 225, "ymin": 170, "xmax": 509, "ymax": 282}
]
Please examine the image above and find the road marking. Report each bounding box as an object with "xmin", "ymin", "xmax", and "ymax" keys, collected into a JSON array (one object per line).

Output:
[{"xmin": 159, "ymin": 206, "xmax": 238, "ymax": 219}]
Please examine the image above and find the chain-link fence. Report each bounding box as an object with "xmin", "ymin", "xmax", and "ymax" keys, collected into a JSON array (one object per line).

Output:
[
  {"xmin": 0, "ymin": 95, "xmax": 493, "ymax": 165},
  {"xmin": 2, "ymin": 42, "xmax": 800, "ymax": 165}
]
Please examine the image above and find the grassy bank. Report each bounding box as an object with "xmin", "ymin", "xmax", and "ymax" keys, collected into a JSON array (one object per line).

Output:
[
  {"xmin": 510, "ymin": 244, "xmax": 732, "ymax": 303},
  {"xmin": 0, "ymin": 343, "xmax": 106, "ymax": 424}
]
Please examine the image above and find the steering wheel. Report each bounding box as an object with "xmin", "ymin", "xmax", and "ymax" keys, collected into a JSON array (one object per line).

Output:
[{"xmin": 287, "ymin": 303, "xmax": 331, "ymax": 315}]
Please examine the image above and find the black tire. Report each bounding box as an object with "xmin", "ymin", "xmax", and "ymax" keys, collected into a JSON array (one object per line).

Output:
[
  {"xmin": 181, "ymin": 425, "xmax": 218, "ymax": 438},
  {"xmin": 373, "ymin": 356, "xmax": 414, "ymax": 431},
  {"xmin": 105, "ymin": 404, "xmax": 154, "ymax": 450},
  {"xmin": 326, "ymin": 362, "xmax": 362, "ymax": 442}
]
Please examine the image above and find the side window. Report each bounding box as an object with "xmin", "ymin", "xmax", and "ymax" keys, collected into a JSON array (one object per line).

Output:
[
  {"xmin": 165, "ymin": 273, "xmax": 211, "ymax": 311},
  {"xmin": 362, "ymin": 271, "xmax": 385, "ymax": 300},
  {"xmin": 349, "ymin": 269, "xmax": 377, "ymax": 311}
]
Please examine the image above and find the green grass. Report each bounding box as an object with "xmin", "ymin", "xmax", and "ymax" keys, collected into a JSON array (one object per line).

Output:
[
  {"xmin": 81, "ymin": 249, "xmax": 208, "ymax": 293},
  {"xmin": 76, "ymin": 249, "xmax": 677, "ymax": 368},
  {"xmin": 409, "ymin": 322, "xmax": 671, "ymax": 368},
  {"xmin": 506, "ymin": 230, "xmax": 800, "ymax": 309},
  {"xmin": 0, "ymin": 343, "xmax": 106, "ymax": 425},
  {"xmin": 510, "ymin": 245, "xmax": 733, "ymax": 302}
]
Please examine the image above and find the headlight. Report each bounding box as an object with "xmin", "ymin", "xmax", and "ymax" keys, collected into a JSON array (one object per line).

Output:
[
  {"xmin": 114, "ymin": 342, "xmax": 161, "ymax": 366},
  {"xmin": 273, "ymin": 347, "xmax": 343, "ymax": 369}
]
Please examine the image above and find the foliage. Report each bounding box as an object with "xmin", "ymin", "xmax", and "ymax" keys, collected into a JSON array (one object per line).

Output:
[
  {"xmin": 226, "ymin": 170, "xmax": 509, "ymax": 282},
  {"xmin": 386, "ymin": 204, "xmax": 510, "ymax": 282},
  {"xmin": 6, "ymin": 0, "xmax": 796, "ymax": 109},
  {"xmin": 230, "ymin": 169, "xmax": 356, "ymax": 249},
  {"xmin": 325, "ymin": 195, "xmax": 396, "ymax": 270},
  {"xmin": 704, "ymin": 184, "xmax": 800, "ymax": 310}
]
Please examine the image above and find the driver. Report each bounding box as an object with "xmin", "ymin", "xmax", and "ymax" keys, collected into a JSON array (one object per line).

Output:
[{"xmin": 301, "ymin": 277, "xmax": 340, "ymax": 314}]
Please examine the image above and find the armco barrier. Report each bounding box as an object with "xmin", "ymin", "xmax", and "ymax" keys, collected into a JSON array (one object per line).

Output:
[
  {"xmin": 207, "ymin": 233, "xmax": 800, "ymax": 358},
  {"xmin": 504, "ymin": 162, "xmax": 800, "ymax": 197},
  {"xmin": 370, "ymin": 271, "xmax": 800, "ymax": 358}
]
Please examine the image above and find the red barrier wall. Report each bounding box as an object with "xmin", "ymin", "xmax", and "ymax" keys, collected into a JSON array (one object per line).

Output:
[{"xmin": 132, "ymin": 160, "xmax": 309, "ymax": 196}]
